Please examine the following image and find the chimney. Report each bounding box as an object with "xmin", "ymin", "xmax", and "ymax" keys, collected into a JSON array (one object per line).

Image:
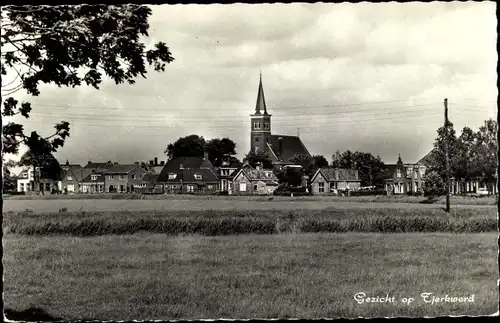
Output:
[
  {"xmin": 204, "ymin": 151, "xmax": 209, "ymax": 160},
  {"xmin": 278, "ymin": 137, "xmax": 283, "ymax": 158},
  {"xmin": 66, "ymin": 159, "xmax": 69, "ymax": 166},
  {"xmin": 160, "ymin": 161, "xmax": 165, "ymax": 166},
  {"xmin": 149, "ymin": 160, "xmax": 154, "ymax": 166},
  {"xmin": 154, "ymin": 157, "xmax": 158, "ymax": 166},
  {"xmin": 134, "ymin": 161, "xmax": 139, "ymax": 167}
]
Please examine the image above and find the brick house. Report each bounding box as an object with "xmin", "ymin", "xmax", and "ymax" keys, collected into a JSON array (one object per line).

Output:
[
  {"xmin": 80, "ymin": 173, "xmax": 106, "ymax": 193},
  {"xmin": 134, "ymin": 173, "xmax": 159, "ymax": 194},
  {"xmin": 249, "ymin": 74, "xmax": 311, "ymax": 167},
  {"xmin": 103, "ymin": 164, "xmax": 147, "ymax": 193},
  {"xmin": 60, "ymin": 161, "xmax": 84, "ymax": 193},
  {"xmin": 231, "ymin": 163, "xmax": 279, "ymax": 195},
  {"xmin": 218, "ymin": 160, "xmax": 241, "ymax": 194},
  {"xmin": 155, "ymin": 153, "xmax": 220, "ymax": 194},
  {"xmin": 310, "ymin": 168, "xmax": 361, "ymax": 195}
]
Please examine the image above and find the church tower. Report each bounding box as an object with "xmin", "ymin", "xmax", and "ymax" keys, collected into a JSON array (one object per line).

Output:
[{"xmin": 250, "ymin": 73, "xmax": 272, "ymax": 155}]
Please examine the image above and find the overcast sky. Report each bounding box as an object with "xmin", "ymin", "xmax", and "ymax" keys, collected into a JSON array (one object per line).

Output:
[{"xmin": 6, "ymin": 2, "xmax": 497, "ymax": 169}]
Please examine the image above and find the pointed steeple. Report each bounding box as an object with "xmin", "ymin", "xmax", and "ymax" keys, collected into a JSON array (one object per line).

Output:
[{"xmin": 254, "ymin": 72, "xmax": 268, "ymax": 115}]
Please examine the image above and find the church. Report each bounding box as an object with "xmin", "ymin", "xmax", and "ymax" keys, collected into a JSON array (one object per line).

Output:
[{"xmin": 249, "ymin": 74, "xmax": 312, "ymax": 166}]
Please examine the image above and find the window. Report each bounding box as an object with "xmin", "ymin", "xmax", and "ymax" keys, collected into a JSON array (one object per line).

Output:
[
  {"xmin": 396, "ymin": 170, "xmax": 401, "ymax": 178},
  {"xmin": 330, "ymin": 182, "xmax": 337, "ymax": 190},
  {"xmin": 194, "ymin": 174, "xmax": 202, "ymax": 180},
  {"xmin": 108, "ymin": 175, "xmax": 114, "ymax": 180},
  {"xmin": 131, "ymin": 174, "xmax": 136, "ymax": 180},
  {"xmin": 208, "ymin": 185, "xmax": 213, "ymax": 189},
  {"xmin": 255, "ymin": 137, "xmax": 260, "ymax": 142},
  {"xmin": 264, "ymin": 121, "xmax": 270, "ymax": 130},
  {"xmin": 119, "ymin": 175, "xmax": 124, "ymax": 180},
  {"xmin": 186, "ymin": 185, "xmax": 194, "ymax": 193},
  {"xmin": 91, "ymin": 175, "xmax": 98, "ymax": 181},
  {"xmin": 168, "ymin": 173, "xmax": 177, "ymax": 180},
  {"xmin": 45, "ymin": 183, "xmax": 51, "ymax": 191},
  {"xmin": 253, "ymin": 184, "xmax": 258, "ymax": 191},
  {"xmin": 240, "ymin": 182, "xmax": 247, "ymax": 192},
  {"xmin": 67, "ymin": 175, "xmax": 73, "ymax": 181},
  {"xmin": 253, "ymin": 121, "xmax": 261, "ymax": 130},
  {"xmin": 318, "ymin": 182, "xmax": 325, "ymax": 193},
  {"xmin": 20, "ymin": 183, "xmax": 24, "ymax": 191},
  {"xmin": 119, "ymin": 185, "xmax": 124, "ymax": 192}
]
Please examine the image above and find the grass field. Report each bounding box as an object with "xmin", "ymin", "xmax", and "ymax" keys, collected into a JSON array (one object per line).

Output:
[
  {"xmin": 4, "ymin": 207, "xmax": 497, "ymax": 235},
  {"xmin": 3, "ymin": 232, "xmax": 498, "ymax": 320},
  {"xmin": 4, "ymin": 192, "xmax": 497, "ymax": 205}
]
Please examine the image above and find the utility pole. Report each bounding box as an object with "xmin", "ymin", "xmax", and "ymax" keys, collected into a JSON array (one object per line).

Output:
[{"xmin": 444, "ymin": 98, "xmax": 451, "ymax": 213}]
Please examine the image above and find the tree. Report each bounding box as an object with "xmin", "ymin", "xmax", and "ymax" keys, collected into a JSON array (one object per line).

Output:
[
  {"xmin": 422, "ymin": 171, "xmax": 445, "ymax": 202},
  {"xmin": 428, "ymin": 120, "xmax": 460, "ymax": 180},
  {"xmin": 1, "ymin": 5, "xmax": 174, "ymax": 156},
  {"xmin": 164, "ymin": 135, "xmax": 238, "ymax": 167},
  {"xmin": 474, "ymin": 119, "xmax": 497, "ymax": 185},
  {"xmin": 165, "ymin": 135, "xmax": 206, "ymax": 159},
  {"xmin": 332, "ymin": 150, "xmax": 387, "ymax": 187},
  {"xmin": 2, "ymin": 158, "xmax": 17, "ymax": 192},
  {"xmin": 312, "ymin": 155, "xmax": 329, "ymax": 169},
  {"xmin": 244, "ymin": 151, "xmax": 274, "ymax": 169}
]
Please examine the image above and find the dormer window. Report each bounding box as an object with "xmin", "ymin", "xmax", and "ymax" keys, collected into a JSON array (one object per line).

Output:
[
  {"xmin": 108, "ymin": 175, "xmax": 113, "ymax": 180},
  {"xmin": 253, "ymin": 121, "xmax": 261, "ymax": 130},
  {"xmin": 168, "ymin": 173, "xmax": 177, "ymax": 180},
  {"xmin": 91, "ymin": 175, "xmax": 99, "ymax": 181},
  {"xmin": 396, "ymin": 170, "xmax": 402, "ymax": 178},
  {"xmin": 194, "ymin": 174, "xmax": 202, "ymax": 180},
  {"xmin": 67, "ymin": 175, "xmax": 73, "ymax": 181}
]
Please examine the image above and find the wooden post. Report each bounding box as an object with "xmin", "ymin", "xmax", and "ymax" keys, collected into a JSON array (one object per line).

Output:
[{"xmin": 444, "ymin": 98, "xmax": 451, "ymax": 213}]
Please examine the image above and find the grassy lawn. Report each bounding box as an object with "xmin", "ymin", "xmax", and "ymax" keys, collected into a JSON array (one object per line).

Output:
[
  {"xmin": 4, "ymin": 192, "xmax": 497, "ymax": 205},
  {"xmin": 3, "ymin": 232, "xmax": 498, "ymax": 320}
]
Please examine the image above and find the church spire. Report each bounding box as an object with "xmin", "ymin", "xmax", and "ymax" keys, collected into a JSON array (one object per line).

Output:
[{"xmin": 255, "ymin": 72, "xmax": 268, "ymax": 115}]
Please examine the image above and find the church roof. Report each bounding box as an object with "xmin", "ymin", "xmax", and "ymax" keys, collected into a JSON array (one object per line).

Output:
[
  {"xmin": 253, "ymin": 73, "xmax": 268, "ymax": 116},
  {"xmin": 267, "ymin": 135, "xmax": 311, "ymax": 162}
]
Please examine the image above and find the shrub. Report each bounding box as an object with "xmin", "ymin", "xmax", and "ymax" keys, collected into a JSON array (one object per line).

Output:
[
  {"xmin": 423, "ymin": 171, "xmax": 445, "ymax": 202},
  {"xmin": 350, "ymin": 189, "xmax": 386, "ymax": 196}
]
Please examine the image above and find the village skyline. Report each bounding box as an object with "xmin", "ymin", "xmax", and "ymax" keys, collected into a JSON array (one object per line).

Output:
[{"xmin": 3, "ymin": 2, "xmax": 497, "ymax": 168}]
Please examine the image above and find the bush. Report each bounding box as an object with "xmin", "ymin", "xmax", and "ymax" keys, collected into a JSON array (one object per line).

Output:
[{"xmin": 423, "ymin": 171, "xmax": 445, "ymax": 202}]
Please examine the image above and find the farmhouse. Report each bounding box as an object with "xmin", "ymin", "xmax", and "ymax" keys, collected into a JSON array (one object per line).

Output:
[
  {"xmin": 310, "ymin": 168, "xmax": 361, "ymax": 195},
  {"xmin": 156, "ymin": 152, "xmax": 219, "ymax": 194},
  {"xmin": 232, "ymin": 162, "xmax": 279, "ymax": 195},
  {"xmin": 249, "ymin": 74, "xmax": 311, "ymax": 166}
]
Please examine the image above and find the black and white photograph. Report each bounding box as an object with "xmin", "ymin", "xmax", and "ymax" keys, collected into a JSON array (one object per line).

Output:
[{"xmin": 1, "ymin": 2, "xmax": 498, "ymax": 321}]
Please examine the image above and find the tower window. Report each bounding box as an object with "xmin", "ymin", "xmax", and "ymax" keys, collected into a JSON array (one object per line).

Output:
[
  {"xmin": 264, "ymin": 122, "xmax": 269, "ymax": 130},
  {"xmin": 253, "ymin": 121, "xmax": 261, "ymax": 130},
  {"xmin": 255, "ymin": 137, "xmax": 260, "ymax": 142}
]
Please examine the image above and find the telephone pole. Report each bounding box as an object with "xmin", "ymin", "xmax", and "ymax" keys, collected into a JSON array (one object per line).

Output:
[{"xmin": 444, "ymin": 98, "xmax": 451, "ymax": 213}]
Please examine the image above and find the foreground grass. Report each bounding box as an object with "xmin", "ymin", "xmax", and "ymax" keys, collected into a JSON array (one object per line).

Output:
[
  {"xmin": 3, "ymin": 232, "xmax": 498, "ymax": 320},
  {"xmin": 4, "ymin": 207, "xmax": 497, "ymax": 235},
  {"xmin": 4, "ymin": 192, "xmax": 497, "ymax": 205}
]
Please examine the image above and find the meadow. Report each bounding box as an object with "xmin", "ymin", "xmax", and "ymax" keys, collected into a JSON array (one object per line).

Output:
[
  {"xmin": 4, "ymin": 206, "xmax": 497, "ymax": 236},
  {"xmin": 3, "ymin": 232, "xmax": 498, "ymax": 320}
]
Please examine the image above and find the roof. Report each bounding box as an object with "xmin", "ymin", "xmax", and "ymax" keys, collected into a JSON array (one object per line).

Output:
[
  {"xmin": 151, "ymin": 166, "xmax": 164, "ymax": 174},
  {"xmin": 252, "ymin": 73, "xmax": 268, "ymax": 116},
  {"xmin": 267, "ymin": 135, "xmax": 311, "ymax": 162},
  {"xmin": 103, "ymin": 164, "xmax": 138, "ymax": 174},
  {"xmin": 62, "ymin": 165, "xmax": 85, "ymax": 182},
  {"xmin": 313, "ymin": 168, "xmax": 361, "ymax": 182},
  {"xmin": 417, "ymin": 149, "xmax": 437, "ymax": 166},
  {"xmin": 156, "ymin": 156, "xmax": 218, "ymax": 183},
  {"xmin": 80, "ymin": 173, "xmax": 105, "ymax": 183},
  {"xmin": 385, "ymin": 164, "xmax": 408, "ymax": 180},
  {"xmin": 235, "ymin": 164, "xmax": 279, "ymax": 182},
  {"xmin": 84, "ymin": 161, "xmax": 112, "ymax": 169},
  {"xmin": 141, "ymin": 173, "xmax": 158, "ymax": 182}
]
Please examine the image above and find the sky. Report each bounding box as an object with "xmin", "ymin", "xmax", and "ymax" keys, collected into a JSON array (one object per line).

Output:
[{"xmin": 4, "ymin": 2, "xmax": 498, "ymax": 171}]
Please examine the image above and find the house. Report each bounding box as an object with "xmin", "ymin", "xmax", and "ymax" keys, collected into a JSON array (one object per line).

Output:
[
  {"xmin": 232, "ymin": 163, "xmax": 279, "ymax": 195},
  {"xmin": 16, "ymin": 168, "xmax": 34, "ymax": 193},
  {"xmin": 60, "ymin": 160, "xmax": 84, "ymax": 193},
  {"xmin": 155, "ymin": 152, "xmax": 220, "ymax": 194},
  {"xmin": 133, "ymin": 173, "xmax": 159, "ymax": 194},
  {"xmin": 218, "ymin": 160, "xmax": 241, "ymax": 194},
  {"xmin": 310, "ymin": 168, "xmax": 361, "ymax": 195},
  {"xmin": 249, "ymin": 74, "xmax": 311, "ymax": 167},
  {"xmin": 103, "ymin": 164, "xmax": 147, "ymax": 193},
  {"xmin": 80, "ymin": 173, "xmax": 106, "ymax": 194}
]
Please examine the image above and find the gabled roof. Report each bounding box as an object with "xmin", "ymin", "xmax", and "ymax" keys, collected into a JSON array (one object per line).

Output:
[
  {"xmin": 385, "ymin": 164, "xmax": 407, "ymax": 180},
  {"xmin": 103, "ymin": 164, "xmax": 138, "ymax": 174},
  {"xmin": 417, "ymin": 149, "xmax": 437, "ymax": 166},
  {"xmin": 62, "ymin": 165, "xmax": 85, "ymax": 182},
  {"xmin": 312, "ymin": 168, "xmax": 360, "ymax": 182},
  {"xmin": 141, "ymin": 173, "xmax": 158, "ymax": 183},
  {"xmin": 234, "ymin": 164, "xmax": 278, "ymax": 182},
  {"xmin": 84, "ymin": 161, "xmax": 112, "ymax": 169},
  {"xmin": 156, "ymin": 156, "xmax": 218, "ymax": 183},
  {"xmin": 267, "ymin": 135, "xmax": 311, "ymax": 162}
]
